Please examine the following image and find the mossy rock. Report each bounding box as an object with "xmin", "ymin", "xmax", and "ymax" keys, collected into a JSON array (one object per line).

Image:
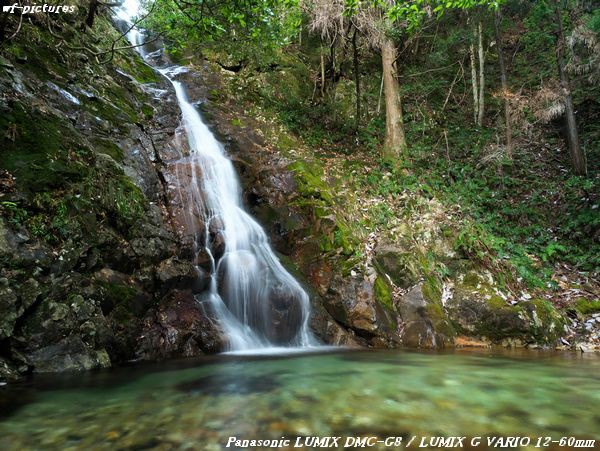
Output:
[
  {"xmin": 373, "ymin": 244, "xmax": 421, "ymax": 289},
  {"xmin": 447, "ymin": 272, "xmax": 566, "ymax": 345}
]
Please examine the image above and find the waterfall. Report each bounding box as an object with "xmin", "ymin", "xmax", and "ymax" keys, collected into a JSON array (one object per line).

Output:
[{"xmin": 116, "ymin": 2, "xmax": 315, "ymax": 351}]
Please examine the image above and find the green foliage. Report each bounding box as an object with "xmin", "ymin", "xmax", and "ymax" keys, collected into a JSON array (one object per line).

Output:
[
  {"xmin": 382, "ymin": 0, "xmax": 501, "ymax": 32},
  {"xmin": 589, "ymin": 8, "xmax": 600, "ymax": 34},
  {"xmin": 142, "ymin": 0, "xmax": 301, "ymax": 64}
]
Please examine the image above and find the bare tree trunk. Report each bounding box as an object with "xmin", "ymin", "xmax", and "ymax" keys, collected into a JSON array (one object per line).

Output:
[
  {"xmin": 352, "ymin": 27, "xmax": 361, "ymax": 131},
  {"xmin": 320, "ymin": 51, "xmax": 325, "ymax": 98},
  {"xmin": 381, "ymin": 38, "xmax": 407, "ymax": 159},
  {"xmin": 330, "ymin": 37, "xmax": 337, "ymax": 122},
  {"xmin": 469, "ymin": 37, "xmax": 479, "ymax": 125},
  {"xmin": 494, "ymin": 9, "xmax": 512, "ymax": 160},
  {"xmin": 477, "ymin": 21, "xmax": 485, "ymax": 126},
  {"xmin": 377, "ymin": 75, "xmax": 384, "ymax": 115},
  {"xmin": 553, "ymin": 0, "xmax": 586, "ymax": 175},
  {"xmin": 85, "ymin": 0, "xmax": 99, "ymax": 29}
]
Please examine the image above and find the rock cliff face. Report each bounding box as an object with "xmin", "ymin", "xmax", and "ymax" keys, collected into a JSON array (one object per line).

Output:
[
  {"xmin": 0, "ymin": 14, "xmax": 197, "ymax": 379},
  {"xmin": 0, "ymin": 13, "xmax": 573, "ymax": 381}
]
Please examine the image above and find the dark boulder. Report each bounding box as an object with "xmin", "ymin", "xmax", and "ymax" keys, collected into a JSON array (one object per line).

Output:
[{"xmin": 136, "ymin": 289, "xmax": 225, "ymax": 359}]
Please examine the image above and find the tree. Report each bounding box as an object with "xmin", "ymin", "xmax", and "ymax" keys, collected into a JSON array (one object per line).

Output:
[
  {"xmin": 494, "ymin": 7, "xmax": 512, "ymax": 159},
  {"xmin": 553, "ymin": 0, "xmax": 586, "ymax": 175},
  {"xmin": 468, "ymin": 14, "xmax": 485, "ymax": 127}
]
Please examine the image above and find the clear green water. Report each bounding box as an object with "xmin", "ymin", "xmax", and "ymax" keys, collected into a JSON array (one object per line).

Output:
[{"xmin": 0, "ymin": 349, "xmax": 599, "ymax": 450}]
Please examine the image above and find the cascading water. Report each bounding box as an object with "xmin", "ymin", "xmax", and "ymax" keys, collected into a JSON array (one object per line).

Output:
[{"xmin": 116, "ymin": 2, "xmax": 315, "ymax": 351}]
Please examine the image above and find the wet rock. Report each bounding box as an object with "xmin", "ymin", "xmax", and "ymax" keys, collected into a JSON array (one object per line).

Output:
[
  {"xmin": 20, "ymin": 278, "xmax": 42, "ymax": 310},
  {"xmin": 0, "ymin": 357, "xmax": 20, "ymax": 383},
  {"xmin": 137, "ymin": 290, "xmax": 225, "ymax": 359},
  {"xmin": 1, "ymin": 223, "xmax": 52, "ymax": 269},
  {"xmin": 0, "ymin": 285, "xmax": 19, "ymax": 339},
  {"xmin": 210, "ymin": 231, "xmax": 226, "ymax": 261},
  {"xmin": 266, "ymin": 283, "xmax": 304, "ymax": 344},
  {"xmin": 208, "ymin": 216, "xmax": 225, "ymax": 261},
  {"xmin": 156, "ymin": 256, "xmax": 208, "ymax": 293},
  {"xmin": 27, "ymin": 336, "xmax": 110, "ymax": 373}
]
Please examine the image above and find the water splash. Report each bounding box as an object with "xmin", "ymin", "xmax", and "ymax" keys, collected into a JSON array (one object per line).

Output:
[{"xmin": 116, "ymin": 3, "xmax": 316, "ymax": 351}]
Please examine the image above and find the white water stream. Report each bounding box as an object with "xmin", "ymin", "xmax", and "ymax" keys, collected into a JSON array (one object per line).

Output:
[{"xmin": 116, "ymin": 1, "xmax": 315, "ymax": 351}]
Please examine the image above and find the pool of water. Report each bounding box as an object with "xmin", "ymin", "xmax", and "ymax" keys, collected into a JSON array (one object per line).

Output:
[{"xmin": 1, "ymin": 349, "xmax": 599, "ymax": 450}]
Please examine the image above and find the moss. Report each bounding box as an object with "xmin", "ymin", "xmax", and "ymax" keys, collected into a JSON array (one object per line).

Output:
[
  {"xmin": 422, "ymin": 275, "xmax": 442, "ymax": 303},
  {"xmin": 230, "ymin": 118, "xmax": 243, "ymax": 127},
  {"xmin": 84, "ymin": 83, "xmax": 140, "ymax": 124},
  {"xmin": 426, "ymin": 301, "xmax": 445, "ymax": 320},
  {"xmin": 93, "ymin": 138, "xmax": 125, "ymax": 161},
  {"xmin": 374, "ymin": 277, "xmax": 393, "ymax": 310},
  {"xmin": 527, "ymin": 298, "xmax": 566, "ymax": 343},
  {"xmin": 83, "ymin": 173, "xmax": 147, "ymax": 237},
  {"xmin": 3, "ymin": 22, "xmax": 69, "ymax": 81},
  {"xmin": 461, "ymin": 271, "xmax": 482, "ymax": 288},
  {"xmin": 0, "ymin": 102, "xmax": 91, "ymax": 193},
  {"xmin": 486, "ymin": 295, "xmax": 509, "ymax": 310},
  {"xmin": 141, "ymin": 104, "xmax": 155, "ymax": 120},
  {"xmin": 103, "ymin": 282, "xmax": 138, "ymax": 304},
  {"xmin": 276, "ymin": 133, "xmax": 297, "ymax": 152},
  {"xmin": 98, "ymin": 281, "xmax": 138, "ymax": 323},
  {"xmin": 288, "ymin": 160, "xmax": 333, "ymax": 203},
  {"xmin": 574, "ymin": 298, "xmax": 600, "ymax": 314}
]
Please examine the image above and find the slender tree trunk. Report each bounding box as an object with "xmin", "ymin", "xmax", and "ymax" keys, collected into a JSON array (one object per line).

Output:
[
  {"xmin": 553, "ymin": 0, "xmax": 586, "ymax": 175},
  {"xmin": 85, "ymin": 0, "xmax": 99, "ymax": 28},
  {"xmin": 330, "ymin": 37, "xmax": 337, "ymax": 122},
  {"xmin": 469, "ymin": 38, "xmax": 479, "ymax": 125},
  {"xmin": 352, "ymin": 28, "xmax": 361, "ymax": 131},
  {"xmin": 494, "ymin": 9, "xmax": 513, "ymax": 160},
  {"xmin": 477, "ymin": 21, "xmax": 485, "ymax": 126},
  {"xmin": 381, "ymin": 38, "xmax": 407, "ymax": 159},
  {"xmin": 377, "ymin": 75, "xmax": 384, "ymax": 115},
  {"xmin": 320, "ymin": 51, "xmax": 325, "ymax": 98}
]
